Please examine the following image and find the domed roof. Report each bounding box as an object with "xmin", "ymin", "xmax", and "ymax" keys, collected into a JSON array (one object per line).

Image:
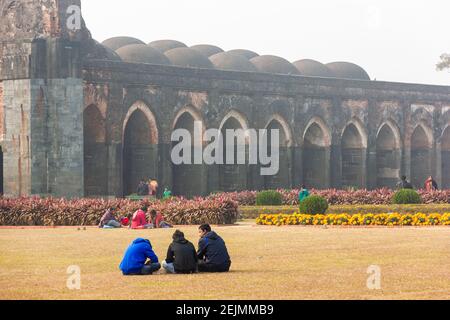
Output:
[
  {"xmin": 326, "ymin": 62, "xmax": 370, "ymax": 80},
  {"xmin": 85, "ymin": 40, "xmax": 122, "ymax": 61},
  {"xmin": 101, "ymin": 45, "xmax": 122, "ymax": 61},
  {"xmin": 148, "ymin": 40, "xmax": 187, "ymax": 53},
  {"xmin": 227, "ymin": 49, "xmax": 259, "ymax": 60},
  {"xmin": 191, "ymin": 44, "xmax": 224, "ymax": 57},
  {"xmin": 102, "ymin": 37, "xmax": 145, "ymax": 51},
  {"xmin": 116, "ymin": 44, "xmax": 172, "ymax": 65},
  {"xmin": 293, "ymin": 59, "xmax": 333, "ymax": 78},
  {"xmin": 250, "ymin": 55, "xmax": 300, "ymax": 75},
  {"xmin": 209, "ymin": 52, "xmax": 257, "ymax": 72},
  {"xmin": 165, "ymin": 47, "xmax": 214, "ymax": 69}
]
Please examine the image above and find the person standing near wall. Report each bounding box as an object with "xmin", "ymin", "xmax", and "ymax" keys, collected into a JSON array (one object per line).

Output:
[
  {"xmin": 149, "ymin": 178, "xmax": 159, "ymax": 198},
  {"xmin": 299, "ymin": 185, "xmax": 310, "ymax": 203},
  {"xmin": 424, "ymin": 176, "xmax": 438, "ymax": 191}
]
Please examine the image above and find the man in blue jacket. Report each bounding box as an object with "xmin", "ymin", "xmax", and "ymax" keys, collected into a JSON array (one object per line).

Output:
[
  {"xmin": 119, "ymin": 238, "xmax": 161, "ymax": 275},
  {"xmin": 197, "ymin": 224, "xmax": 231, "ymax": 273}
]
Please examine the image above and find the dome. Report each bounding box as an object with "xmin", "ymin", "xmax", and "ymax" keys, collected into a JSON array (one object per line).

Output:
[
  {"xmin": 116, "ymin": 44, "xmax": 172, "ymax": 65},
  {"xmin": 103, "ymin": 46, "xmax": 122, "ymax": 61},
  {"xmin": 209, "ymin": 52, "xmax": 257, "ymax": 72},
  {"xmin": 191, "ymin": 44, "xmax": 224, "ymax": 57},
  {"xmin": 293, "ymin": 59, "xmax": 333, "ymax": 78},
  {"xmin": 165, "ymin": 47, "xmax": 214, "ymax": 69},
  {"xmin": 326, "ymin": 62, "xmax": 371, "ymax": 80},
  {"xmin": 85, "ymin": 40, "xmax": 122, "ymax": 61},
  {"xmin": 227, "ymin": 49, "xmax": 259, "ymax": 60},
  {"xmin": 148, "ymin": 40, "xmax": 187, "ymax": 53},
  {"xmin": 250, "ymin": 55, "xmax": 300, "ymax": 75},
  {"xmin": 102, "ymin": 37, "xmax": 145, "ymax": 51}
]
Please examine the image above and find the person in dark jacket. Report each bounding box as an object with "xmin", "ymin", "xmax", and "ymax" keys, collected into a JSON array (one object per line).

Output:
[
  {"xmin": 397, "ymin": 175, "xmax": 413, "ymax": 190},
  {"xmin": 197, "ymin": 224, "xmax": 231, "ymax": 273},
  {"xmin": 162, "ymin": 230, "xmax": 198, "ymax": 274},
  {"xmin": 119, "ymin": 238, "xmax": 161, "ymax": 275},
  {"xmin": 136, "ymin": 180, "xmax": 149, "ymax": 196}
]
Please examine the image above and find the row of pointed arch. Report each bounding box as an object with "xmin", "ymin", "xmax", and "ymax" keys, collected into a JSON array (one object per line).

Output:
[{"xmin": 84, "ymin": 101, "xmax": 450, "ymax": 197}]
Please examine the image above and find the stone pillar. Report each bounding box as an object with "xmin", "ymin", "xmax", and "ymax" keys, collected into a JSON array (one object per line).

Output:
[{"xmin": 330, "ymin": 144, "xmax": 342, "ymax": 189}]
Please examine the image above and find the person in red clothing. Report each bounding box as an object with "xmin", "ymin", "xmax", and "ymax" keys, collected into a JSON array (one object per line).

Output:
[
  {"xmin": 150, "ymin": 210, "xmax": 173, "ymax": 229},
  {"xmin": 131, "ymin": 206, "xmax": 153, "ymax": 229}
]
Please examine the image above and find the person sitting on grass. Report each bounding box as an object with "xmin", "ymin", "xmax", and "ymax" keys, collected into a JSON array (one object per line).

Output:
[
  {"xmin": 162, "ymin": 230, "xmax": 198, "ymax": 274},
  {"xmin": 119, "ymin": 238, "xmax": 161, "ymax": 275},
  {"xmin": 197, "ymin": 224, "xmax": 231, "ymax": 273},
  {"xmin": 98, "ymin": 207, "xmax": 122, "ymax": 229},
  {"xmin": 150, "ymin": 209, "xmax": 173, "ymax": 229},
  {"xmin": 131, "ymin": 206, "xmax": 153, "ymax": 229},
  {"xmin": 299, "ymin": 185, "xmax": 310, "ymax": 203},
  {"xmin": 120, "ymin": 214, "xmax": 131, "ymax": 227}
]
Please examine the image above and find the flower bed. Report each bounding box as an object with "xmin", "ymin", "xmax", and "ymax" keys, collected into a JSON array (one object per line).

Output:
[
  {"xmin": 256, "ymin": 213, "xmax": 450, "ymax": 226},
  {"xmin": 240, "ymin": 204, "xmax": 450, "ymax": 219},
  {"xmin": 210, "ymin": 189, "xmax": 450, "ymax": 206},
  {"xmin": 0, "ymin": 196, "xmax": 238, "ymax": 226}
]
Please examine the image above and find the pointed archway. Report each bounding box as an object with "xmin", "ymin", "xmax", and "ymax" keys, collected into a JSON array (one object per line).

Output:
[
  {"xmin": 172, "ymin": 108, "xmax": 204, "ymax": 198},
  {"xmin": 376, "ymin": 122, "xmax": 401, "ymax": 188},
  {"xmin": 341, "ymin": 122, "xmax": 367, "ymax": 189},
  {"xmin": 441, "ymin": 126, "xmax": 450, "ymax": 189},
  {"xmin": 122, "ymin": 102, "xmax": 159, "ymax": 196},
  {"xmin": 303, "ymin": 118, "xmax": 331, "ymax": 189},
  {"xmin": 219, "ymin": 111, "xmax": 249, "ymax": 192},
  {"xmin": 83, "ymin": 105, "xmax": 107, "ymax": 196},
  {"xmin": 264, "ymin": 115, "xmax": 292, "ymax": 189},
  {"xmin": 410, "ymin": 125, "xmax": 432, "ymax": 189}
]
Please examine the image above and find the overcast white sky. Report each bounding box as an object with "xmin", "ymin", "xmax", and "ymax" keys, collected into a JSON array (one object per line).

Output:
[{"xmin": 82, "ymin": 0, "xmax": 449, "ymax": 85}]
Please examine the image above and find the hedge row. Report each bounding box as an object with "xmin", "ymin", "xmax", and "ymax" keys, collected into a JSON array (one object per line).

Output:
[
  {"xmin": 0, "ymin": 196, "xmax": 238, "ymax": 226},
  {"xmin": 210, "ymin": 189, "xmax": 450, "ymax": 206}
]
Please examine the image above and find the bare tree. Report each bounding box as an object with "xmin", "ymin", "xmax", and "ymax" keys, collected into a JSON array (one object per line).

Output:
[{"xmin": 437, "ymin": 53, "xmax": 450, "ymax": 71}]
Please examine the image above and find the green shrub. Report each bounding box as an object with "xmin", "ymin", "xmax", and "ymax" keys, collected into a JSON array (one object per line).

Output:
[
  {"xmin": 256, "ymin": 190, "xmax": 283, "ymax": 206},
  {"xmin": 299, "ymin": 195, "xmax": 329, "ymax": 215},
  {"xmin": 392, "ymin": 189, "xmax": 422, "ymax": 204}
]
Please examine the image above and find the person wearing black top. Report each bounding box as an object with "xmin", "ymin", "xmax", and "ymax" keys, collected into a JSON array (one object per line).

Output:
[{"xmin": 163, "ymin": 230, "xmax": 198, "ymax": 274}]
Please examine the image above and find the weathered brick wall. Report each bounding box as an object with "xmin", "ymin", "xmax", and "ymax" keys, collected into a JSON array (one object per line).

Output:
[
  {"xmin": 81, "ymin": 61, "xmax": 450, "ymax": 197},
  {"xmin": 0, "ymin": 81, "xmax": 4, "ymax": 138}
]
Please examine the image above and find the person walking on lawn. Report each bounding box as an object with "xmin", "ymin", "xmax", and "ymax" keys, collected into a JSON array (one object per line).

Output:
[
  {"xmin": 197, "ymin": 224, "xmax": 231, "ymax": 273},
  {"xmin": 119, "ymin": 238, "xmax": 161, "ymax": 275},
  {"xmin": 163, "ymin": 230, "xmax": 198, "ymax": 274},
  {"xmin": 98, "ymin": 207, "xmax": 122, "ymax": 228}
]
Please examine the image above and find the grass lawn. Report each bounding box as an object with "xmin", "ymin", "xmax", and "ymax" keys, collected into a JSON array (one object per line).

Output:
[{"xmin": 0, "ymin": 222, "xmax": 449, "ymax": 300}]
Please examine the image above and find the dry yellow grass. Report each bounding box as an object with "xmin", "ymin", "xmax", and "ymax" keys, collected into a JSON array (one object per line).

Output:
[{"xmin": 0, "ymin": 223, "xmax": 449, "ymax": 300}]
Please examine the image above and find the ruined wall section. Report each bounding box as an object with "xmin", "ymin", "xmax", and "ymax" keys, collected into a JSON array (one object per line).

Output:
[{"xmin": 0, "ymin": 0, "xmax": 88, "ymax": 197}]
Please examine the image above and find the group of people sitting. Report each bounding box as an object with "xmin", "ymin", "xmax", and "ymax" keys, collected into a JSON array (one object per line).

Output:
[
  {"xmin": 119, "ymin": 224, "xmax": 231, "ymax": 275},
  {"xmin": 98, "ymin": 206, "xmax": 172, "ymax": 229}
]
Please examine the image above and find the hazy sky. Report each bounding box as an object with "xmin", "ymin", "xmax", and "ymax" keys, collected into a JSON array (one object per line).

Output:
[{"xmin": 82, "ymin": 0, "xmax": 449, "ymax": 85}]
